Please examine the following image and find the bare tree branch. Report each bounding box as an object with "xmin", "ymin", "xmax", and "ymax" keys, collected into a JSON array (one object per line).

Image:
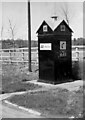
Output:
[
  {"xmin": 8, "ymin": 18, "xmax": 16, "ymax": 50},
  {"xmin": 60, "ymin": 3, "xmax": 70, "ymax": 25},
  {"xmin": 1, "ymin": 26, "xmax": 3, "ymax": 40},
  {"xmin": 8, "ymin": 18, "xmax": 16, "ymax": 40}
]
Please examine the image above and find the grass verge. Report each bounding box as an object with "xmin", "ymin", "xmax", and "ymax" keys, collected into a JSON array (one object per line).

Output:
[
  {"xmin": 7, "ymin": 87, "xmax": 83, "ymax": 118},
  {"xmin": 1, "ymin": 81, "xmax": 42, "ymax": 94},
  {"xmin": 1, "ymin": 63, "xmax": 39, "ymax": 94}
]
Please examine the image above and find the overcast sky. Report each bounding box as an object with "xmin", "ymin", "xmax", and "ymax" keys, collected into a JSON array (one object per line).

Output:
[{"xmin": 0, "ymin": 0, "xmax": 84, "ymax": 40}]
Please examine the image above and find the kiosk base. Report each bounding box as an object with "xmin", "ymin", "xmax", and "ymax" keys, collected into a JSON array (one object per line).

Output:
[{"xmin": 38, "ymin": 78, "xmax": 74, "ymax": 85}]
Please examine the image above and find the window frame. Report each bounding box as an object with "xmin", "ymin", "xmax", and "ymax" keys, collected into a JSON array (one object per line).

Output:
[
  {"xmin": 60, "ymin": 25, "xmax": 65, "ymax": 31},
  {"xmin": 43, "ymin": 25, "xmax": 48, "ymax": 32}
]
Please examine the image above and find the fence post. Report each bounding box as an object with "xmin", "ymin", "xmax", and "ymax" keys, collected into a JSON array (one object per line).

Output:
[
  {"xmin": 21, "ymin": 49, "xmax": 24, "ymax": 66},
  {"xmin": 76, "ymin": 52, "xmax": 79, "ymax": 61},
  {"xmin": 76, "ymin": 47, "xmax": 79, "ymax": 61},
  {"xmin": 0, "ymin": 49, "xmax": 2, "ymax": 63},
  {"xmin": 9, "ymin": 50, "xmax": 12, "ymax": 64},
  {"xmin": 36, "ymin": 50, "xmax": 38, "ymax": 65}
]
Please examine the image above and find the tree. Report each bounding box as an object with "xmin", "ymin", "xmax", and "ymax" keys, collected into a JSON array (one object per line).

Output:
[
  {"xmin": 60, "ymin": 2, "xmax": 72, "ymax": 25},
  {"xmin": 1, "ymin": 26, "xmax": 3, "ymax": 41},
  {"xmin": 8, "ymin": 18, "xmax": 16, "ymax": 49},
  {"xmin": 72, "ymin": 38, "xmax": 77, "ymax": 45}
]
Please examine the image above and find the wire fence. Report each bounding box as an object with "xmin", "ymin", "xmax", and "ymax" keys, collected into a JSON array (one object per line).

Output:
[
  {"xmin": 0, "ymin": 46, "xmax": 84, "ymax": 64},
  {"xmin": 0, "ymin": 47, "xmax": 38, "ymax": 64}
]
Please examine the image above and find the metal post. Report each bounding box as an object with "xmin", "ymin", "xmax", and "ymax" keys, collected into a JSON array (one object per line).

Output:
[{"xmin": 28, "ymin": 0, "xmax": 32, "ymax": 72}]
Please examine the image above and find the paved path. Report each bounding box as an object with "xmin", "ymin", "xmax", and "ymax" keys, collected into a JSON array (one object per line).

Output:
[
  {"xmin": 0, "ymin": 102, "xmax": 42, "ymax": 118},
  {"xmin": 29, "ymin": 80, "xmax": 83, "ymax": 91}
]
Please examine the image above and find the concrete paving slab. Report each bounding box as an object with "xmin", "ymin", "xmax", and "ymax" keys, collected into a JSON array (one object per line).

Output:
[{"xmin": 28, "ymin": 80, "xmax": 83, "ymax": 91}]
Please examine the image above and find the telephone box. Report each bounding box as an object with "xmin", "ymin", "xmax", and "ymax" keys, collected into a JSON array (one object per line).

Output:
[{"xmin": 36, "ymin": 19, "xmax": 73, "ymax": 83}]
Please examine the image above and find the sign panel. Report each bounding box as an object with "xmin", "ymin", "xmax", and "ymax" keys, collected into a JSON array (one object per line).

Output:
[
  {"xmin": 60, "ymin": 51, "xmax": 66, "ymax": 57},
  {"xmin": 40, "ymin": 43, "xmax": 51, "ymax": 50},
  {"xmin": 60, "ymin": 41, "xmax": 66, "ymax": 50}
]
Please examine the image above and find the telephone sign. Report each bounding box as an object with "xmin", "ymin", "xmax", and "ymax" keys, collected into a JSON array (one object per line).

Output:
[{"xmin": 60, "ymin": 41, "xmax": 66, "ymax": 50}]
